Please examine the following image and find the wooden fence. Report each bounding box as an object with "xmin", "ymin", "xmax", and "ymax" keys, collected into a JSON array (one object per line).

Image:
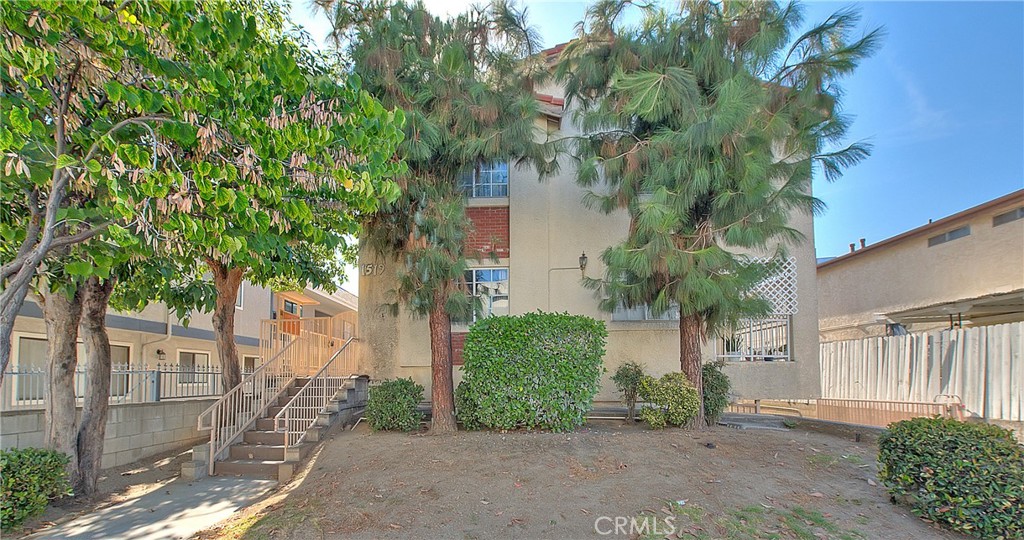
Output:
[{"xmin": 820, "ymin": 322, "xmax": 1023, "ymax": 422}]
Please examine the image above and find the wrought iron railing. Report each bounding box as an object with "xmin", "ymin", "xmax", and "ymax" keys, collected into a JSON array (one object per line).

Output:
[
  {"xmin": 199, "ymin": 316, "xmax": 352, "ymax": 475},
  {"xmin": 274, "ymin": 338, "xmax": 359, "ymax": 454},
  {"xmin": 1, "ymin": 364, "xmax": 253, "ymax": 411}
]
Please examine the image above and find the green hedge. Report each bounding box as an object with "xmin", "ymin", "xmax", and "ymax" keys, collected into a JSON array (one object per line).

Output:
[
  {"xmin": 1, "ymin": 448, "xmax": 72, "ymax": 531},
  {"xmin": 701, "ymin": 361, "xmax": 731, "ymax": 425},
  {"xmin": 365, "ymin": 378, "xmax": 425, "ymax": 431},
  {"xmin": 457, "ymin": 312, "xmax": 607, "ymax": 432},
  {"xmin": 878, "ymin": 417, "xmax": 1024, "ymax": 539},
  {"xmin": 611, "ymin": 362, "xmax": 646, "ymax": 422},
  {"xmin": 637, "ymin": 372, "xmax": 700, "ymax": 429}
]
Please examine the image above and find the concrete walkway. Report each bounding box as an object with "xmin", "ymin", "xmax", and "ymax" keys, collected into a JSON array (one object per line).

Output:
[{"xmin": 31, "ymin": 476, "xmax": 275, "ymax": 540}]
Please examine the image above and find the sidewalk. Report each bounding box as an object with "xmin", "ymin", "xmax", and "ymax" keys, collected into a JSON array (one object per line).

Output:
[{"xmin": 31, "ymin": 476, "xmax": 275, "ymax": 540}]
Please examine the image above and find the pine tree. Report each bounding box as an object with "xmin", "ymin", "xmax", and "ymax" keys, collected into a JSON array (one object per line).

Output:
[
  {"xmin": 557, "ymin": 0, "xmax": 881, "ymax": 426},
  {"xmin": 327, "ymin": 0, "xmax": 551, "ymax": 433}
]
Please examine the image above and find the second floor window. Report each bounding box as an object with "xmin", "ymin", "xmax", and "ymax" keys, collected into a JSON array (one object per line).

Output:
[{"xmin": 459, "ymin": 162, "xmax": 509, "ymax": 198}]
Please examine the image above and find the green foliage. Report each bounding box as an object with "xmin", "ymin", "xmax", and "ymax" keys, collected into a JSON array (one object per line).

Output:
[
  {"xmin": 458, "ymin": 312, "xmax": 607, "ymax": 432},
  {"xmin": 0, "ymin": 448, "xmax": 72, "ymax": 531},
  {"xmin": 611, "ymin": 361, "xmax": 646, "ymax": 422},
  {"xmin": 558, "ymin": 1, "xmax": 880, "ymax": 348},
  {"xmin": 365, "ymin": 378, "xmax": 425, "ymax": 432},
  {"xmin": 701, "ymin": 361, "xmax": 731, "ymax": 425},
  {"xmin": 341, "ymin": 0, "xmax": 554, "ymax": 319},
  {"xmin": 1, "ymin": 0, "xmax": 404, "ymax": 320},
  {"xmin": 454, "ymin": 381, "xmax": 482, "ymax": 430},
  {"xmin": 638, "ymin": 372, "xmax": 700, "ymax": 429},
  {"xmin": 878, "ymin": 418, "xmax": 1024, "ymax": 539}
]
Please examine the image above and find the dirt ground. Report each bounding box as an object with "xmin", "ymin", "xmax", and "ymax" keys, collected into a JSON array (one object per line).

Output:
[
  {"xmin": 200, "ymin": 421, "xmax": 962, "ymax": 540},
  {"xmin": 17, "ymin": 444, "xmax": 196, "ymax": 537}
]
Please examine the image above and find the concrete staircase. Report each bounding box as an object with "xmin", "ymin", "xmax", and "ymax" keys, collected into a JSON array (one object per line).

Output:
[{"xmin": 184, "ymin": 375, "xmax": 368, "ymax": 483}]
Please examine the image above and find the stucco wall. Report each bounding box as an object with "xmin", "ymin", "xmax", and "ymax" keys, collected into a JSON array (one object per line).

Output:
[
  {"xmin": 358, "ymin": 81, "xmax": 823, "ymax": 401},
  {"xmin": 0, "ymin": 398, "xmax": 214, "ymax": 470},
  {"xmin": 818, "ymin": 196, "xmax": 1024, "ymax": 341}
]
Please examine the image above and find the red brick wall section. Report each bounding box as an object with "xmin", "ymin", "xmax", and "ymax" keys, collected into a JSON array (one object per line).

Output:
[
  {"xmin": 451, "ymin": 332, "xmax": 468, "ymax": 366},
  {"xmin": 466, "ymin": 207, "xmax": 510, "ymax": 258}
]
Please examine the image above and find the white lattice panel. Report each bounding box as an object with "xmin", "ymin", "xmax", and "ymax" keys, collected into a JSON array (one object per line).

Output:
[{"xmin": 748, "ymin": 256, "xmax": 798, "ymax": 315}]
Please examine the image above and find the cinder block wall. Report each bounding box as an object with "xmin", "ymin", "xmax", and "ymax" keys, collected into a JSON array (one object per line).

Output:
[{"xmin": 1, "ymin": 398, "xmax": 216, "ymax": 470}]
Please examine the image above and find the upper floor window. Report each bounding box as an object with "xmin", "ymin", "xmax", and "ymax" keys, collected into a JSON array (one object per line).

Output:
[
  {"xmin": 927, "ymin": 225, "xmax": 970, "ymax": 247},
  {"xmin": 464, "ymin": 268, "xmax": 509, "ymax": 322},
  {"xmin": 458, "ymin": 162, "xmax": 508, "ymax": 198},
  {"xmin": 283, "ymin": 300, "xmax": 300, "ymax": 316},
  {"xmin": 993, "ymin": 207, "xmax": 1024, "ymax": 227},
  {"xmin": 235, "ymin": 284, "xmax": 244, "ymax": 309}
]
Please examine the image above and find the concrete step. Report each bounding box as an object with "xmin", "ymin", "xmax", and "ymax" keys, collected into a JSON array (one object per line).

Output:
[
  {"xmin": 244, "ymin": 430, "xmax": 286, "ymax": 445},
  {"xmin": 267, "ymin": 405, "xmax": 285, "ymax": 416},
  {"xmin": 229, "ymin": 444, "xmax": 287, "ymax": 461},
  {"xmin": 255, "ymin": 417, "xmax": 276, "ymax": 431},
  {"xmin": 214, "ymin": 459, "xmax": 281, "ymax": 479}
]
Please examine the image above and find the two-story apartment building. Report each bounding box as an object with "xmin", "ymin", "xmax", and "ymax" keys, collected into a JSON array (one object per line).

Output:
[
  {"xmin": 358, "ymin": 79, "xmax": 823, "ymax": 403},
  {"xmin": 818, "ymin": 189, "xmax": 1024, "ymax": 341},
  {"xmin": 7, "ymin": 283, "xmax": 358, "ymax": 377}
]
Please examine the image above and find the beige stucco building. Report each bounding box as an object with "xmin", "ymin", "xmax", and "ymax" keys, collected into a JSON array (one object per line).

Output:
[
  {"xmin": 818, "ymin": 189, "xmax": 1024, "ymax": 342},
  {"xmin": 358, "ymin": 79, "xmax": 823, "ymax": 403},
  {"xmin": 8, "ymin": 283, "xmax": 358, "ymax": 375}
]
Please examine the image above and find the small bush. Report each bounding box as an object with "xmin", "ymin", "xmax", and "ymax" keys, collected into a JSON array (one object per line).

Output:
[
  {"xmin": 637, "ymin": 372, "xmax": 700, "ymax": 429},
  {"xmin": 702, "ymin": 361, "xmax": 731, "ymax": 425},
  {"xmin": 1, "ymin": 448, "xmax": 72, "ymax": 531},
  {"xmin": 459, "ymin": 312, "xmax": 607, "ymax": 432},
  {"xmin": 612, "ymin": 362, "xmax": 646, "ymax": 422},
  {"xmin": 878, "ymin": 417, "xmax": 1024, "ymax": 539},
  {"xmin": 454, "ymin": 381, "xmax": 482, "ymax": 430},
  {"xmin": 365, "ymin": 378, "xmax": 424, "ymax": 431}
]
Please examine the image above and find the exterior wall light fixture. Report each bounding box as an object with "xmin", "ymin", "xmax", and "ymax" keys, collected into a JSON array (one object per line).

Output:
[{"xmin": 579, "ymin": 252, "xmax": 588, "ymax": 278}]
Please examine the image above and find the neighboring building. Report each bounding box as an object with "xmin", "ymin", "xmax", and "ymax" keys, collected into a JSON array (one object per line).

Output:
[
  {"xmin": 359, "ymin": 77, "xmax": 823, "ymax": 402},
  {"xmin": 817, "ymin": 189, "xmax": 1024, "ymax": 342},
  {"xmin": 7, "ymin": 283, "xmax": 357, "ymax": 376}
]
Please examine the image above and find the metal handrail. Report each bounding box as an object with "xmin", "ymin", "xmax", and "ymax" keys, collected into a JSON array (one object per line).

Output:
[
  {"xmin": 274, "ymin": 338, "xmax": 359, "ymax": 455},
  {"xmin": 197, "ymin": 338, "xmax": 301, "ymax": 476}
]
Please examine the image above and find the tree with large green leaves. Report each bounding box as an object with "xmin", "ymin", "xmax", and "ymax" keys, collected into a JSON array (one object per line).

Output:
[
  {"xmin": 557, "ymin": 0, "xmax": 880, "ymax": 425},
  {"xmin": 323, "ymin": 0, "xmax": 552, "ymax": 432},
  {"xmin": 0, "ymin": 0, "xmax": 404, "ymax": 391}
]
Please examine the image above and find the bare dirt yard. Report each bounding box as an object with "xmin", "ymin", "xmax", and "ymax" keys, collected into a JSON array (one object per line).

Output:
[{"xmin": 200, "ymin": 421, "xmax": 962, "ymax": 540}]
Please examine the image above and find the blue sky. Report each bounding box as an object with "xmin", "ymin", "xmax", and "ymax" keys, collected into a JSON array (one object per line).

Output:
[{"xmin": 291, "ymin": 1, "xmax": 1024, "ymax": 260}]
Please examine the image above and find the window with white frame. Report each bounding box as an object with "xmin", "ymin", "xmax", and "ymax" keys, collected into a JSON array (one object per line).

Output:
[
  {"xmin": 178, "ymin": 351, "xmax": 210, "ymax": 383},
  {"xmin": 993, "ymin": 207, "xmax": 1024, "ymax": 227},
  {"xmin": 236, "ymin": 283, "xmax": 244, "ymax": 309},
  {"xmin": 927, "ymin": 225, "xmax": 970, "ymax": 247},
  {"xmin": 12, "ymin": 336, "xmax": 130, "ymax": 400},
  {"xmin": 458, "ymin": 162, "xmax": 509, "ymax": 198},
  {"xmin": 464, "ymin": 268, "xmax": 509, "ymax": 322}
]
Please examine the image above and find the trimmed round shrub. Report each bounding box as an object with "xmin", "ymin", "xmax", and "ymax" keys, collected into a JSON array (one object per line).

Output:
[
  {"xmin": 878, "ymin": 417, "xmax": 1024, "ymax": 539},
  {"xmin": 1, "ymin": 448, "xmax": 72, "ymax": 531},
  {"xmin": 365, "ymin": 378, "xmax": 425, "ymax": 431},
  {"xmin": 459, "ymin": 311, "xmax": 607, "ymax": 432},
  {"xmin": 612, "ymin": 361, "xmax": 646, "ymax": 422},
  {"xmin": 638, "ymin": 372, "xmax": 700, "ymax": 429},
  {"xmin": 701, "ymin": 361, "xmax": 731, "ymax": 425}
]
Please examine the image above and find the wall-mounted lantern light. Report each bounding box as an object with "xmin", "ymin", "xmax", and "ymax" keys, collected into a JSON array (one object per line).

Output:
[
  {"xmin": 156, "ymin": 348, "xmax": 167, "ymax": 362},
  {"xmin": 579, "ymin": 252, "xmax": 588, "ymax": 278}
]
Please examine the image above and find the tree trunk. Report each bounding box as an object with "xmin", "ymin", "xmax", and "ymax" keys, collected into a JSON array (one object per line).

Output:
[
  {"xmin": 208, "ymin": 259, "xmax": 244, "ymax": 392},
  {"xmin": 42, "ymin": 286, "xmax": 84, "ymax": 488},
  {"xmin": 428, "ymin": 293, "xmax": 456, "ymax": 434},
  {"xmin": 0, "ymin": 283, "xmax": 32, "ymax": 384},
  {"xmin": 680, "ymin": 313, "xmax": 706, "ymax": 428},
  {"xmin": 76, "ymin": 276, "xmax": 115, "ymax": 496}
]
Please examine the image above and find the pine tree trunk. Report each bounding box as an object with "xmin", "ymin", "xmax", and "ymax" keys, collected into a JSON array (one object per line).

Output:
[
  {"xmin": 680, "ymin": 313, "xmax": 706, "ymax": 428},
  {"xmin": 42, "ymin": 286, "xmax": 84, "ymax": 488},
  {"xmin": 428, "ymin": 292, "xmax": 456, "ymax": 434},
  {"xmin": 208, "ymin": 260, "xmax": 244, "ymax": 392},
  {"xmin": 76, "ymin": 276, "xmax": 115, "ymax": 496}
]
